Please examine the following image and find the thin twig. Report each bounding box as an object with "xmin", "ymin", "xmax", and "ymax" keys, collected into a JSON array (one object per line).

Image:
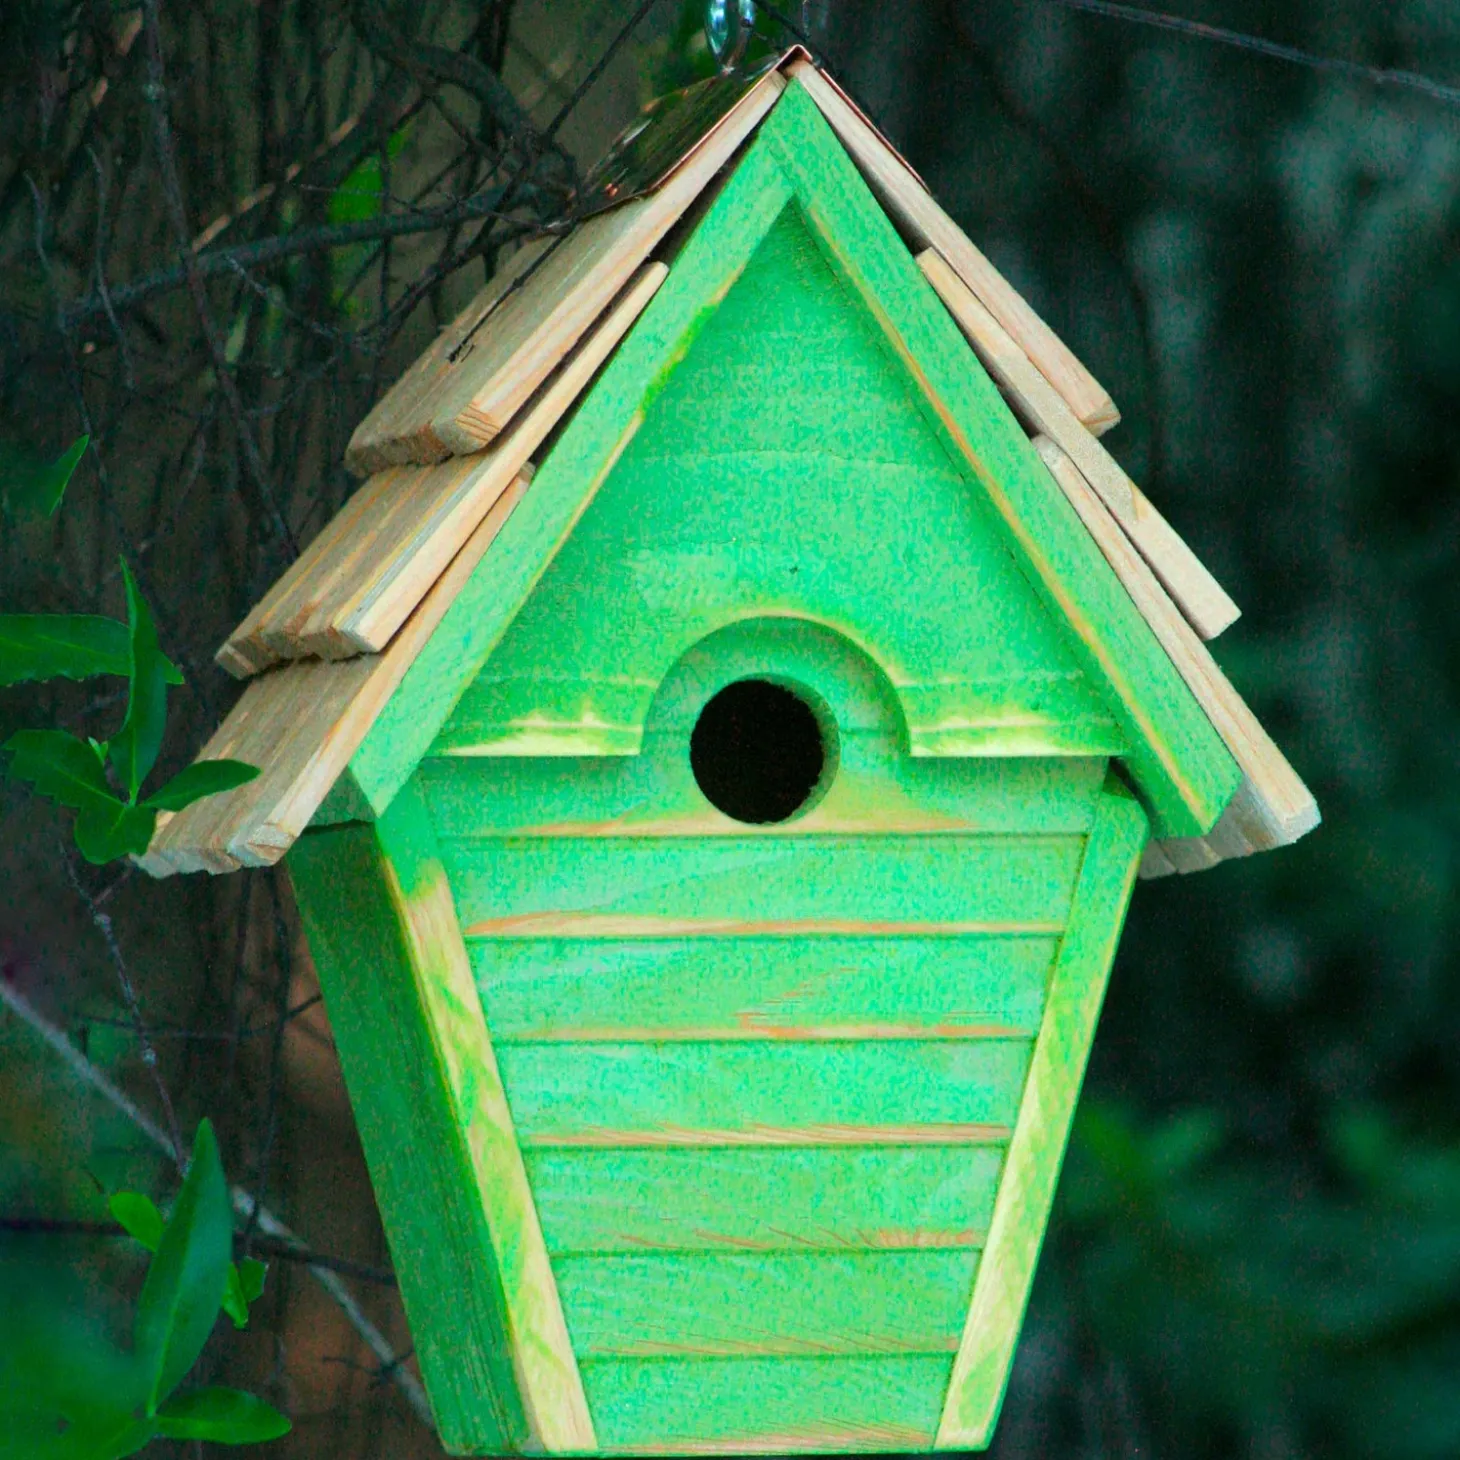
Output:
[
  {"xmin": 0, "ymin": 1218, "xmax": 398, "ymax": 1287},
  {"xmin": 60, "ymin": 182, "xmax": 536, "ymax": 327},
  {"xmin": 138, "ymin": 0, "xmax": 298, "ymax": 558},
  {"xmin": 0, "ymin": 975, "xmax": 435, "ymax": 1430},
  {"xmin": 1035, "ymin": 0, "xmax": 1460, "ymax": 107},
  {"xmin": 63, "ymin": 844, "xmax": 186, "ymax": 1170}
]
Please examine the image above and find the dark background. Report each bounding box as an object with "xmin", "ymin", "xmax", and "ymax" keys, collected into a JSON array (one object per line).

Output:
[{"xmin": 2, "ymin": 2, "xmax": 1457, "ymax": 1457}]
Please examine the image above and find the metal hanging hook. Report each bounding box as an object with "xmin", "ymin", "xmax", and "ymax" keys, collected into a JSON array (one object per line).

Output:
[{"xmin": 705, "ymin": 0, "xmax": 756, "ymax": 71}]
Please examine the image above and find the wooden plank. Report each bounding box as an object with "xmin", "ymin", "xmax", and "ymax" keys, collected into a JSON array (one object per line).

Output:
[
  {"xmin": 371, "ymin": 787, "xmax": 594, "ymax": 1450},
  {"xmin": 471, "ymin": 936, "xmax": 1056, "ymax": 1042},
  {"xmin": 496, "ymin": 1040, "xmax": 1033, "ymax": 1145},
  {"xmin": 439, "ymin": 835, "xmax": 1085, "ymax": 932},
  {"xmin": 786, "ymin": 59, "xmax": 1119, "ymax": 435},
  {"xmin": 286, "ymin": 819, "xmax": 527, "ymax": 1453},
  {"xmin": 139, "ymin": 478, "xmax": 528, "ymax": 875},
  {"xmin": 524, "ymin": 1124, "xmax": 1011, "ymax": 1151},
  {"xmin": 419, "ymin": 742, "xmax": 1109, "ymax": 839},
  {"xmin": 918, "ymin": 247, "xmax": 1241, "ymax": 642},
  {"xmin": 553, "ymin": 1250, "xmax": 978, "ymax": 1358},
  {"xmin": 218, "ymin": 265, "xmax": 666, "ymax": 678},
  {"xmin": 580, "ymin": 1355, "xmax": 950, "ymax": 1454},
  {"xmin": 526, "ymin": 1146, "xmax": 1004, "ymax": 1254},
  {"xmin": 936, "ymin": 777, "xmax": 1147, "ymax": 1449},
  {"xmin": 755, "ymin": 84, "xmax": 1239, "ymax": 837},
  {"xmin": 1032, "ymin": 436, "xmax": 1319, "ymax": 863},
  {"xmin": 344, "ymin": 70, "xmax": 787, "ymax": 474}
]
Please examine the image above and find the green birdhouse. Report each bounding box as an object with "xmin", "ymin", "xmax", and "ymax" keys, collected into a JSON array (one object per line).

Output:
[{"xmin": 144, "ymin": 50, "xmax": 1318, "ymax": 1457}]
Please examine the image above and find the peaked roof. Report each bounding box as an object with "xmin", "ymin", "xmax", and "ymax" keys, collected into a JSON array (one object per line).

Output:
[{"xmin": 139, "ymin": 52, "xmax": 1317, "ymax": 879}]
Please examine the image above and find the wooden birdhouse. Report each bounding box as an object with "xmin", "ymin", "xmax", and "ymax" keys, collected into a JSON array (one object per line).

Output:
[{"xmin": 143, "ymin": 51, "xmax": 1319, "ymax": 1457}]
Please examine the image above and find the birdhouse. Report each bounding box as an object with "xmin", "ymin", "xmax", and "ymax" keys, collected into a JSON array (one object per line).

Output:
[{"xmin": 143, "ymin": 50, "xmax": 1319, "ymax": 1457}]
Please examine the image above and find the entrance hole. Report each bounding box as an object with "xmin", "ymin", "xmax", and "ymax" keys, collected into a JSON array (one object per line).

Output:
[{"xmin": 690, "ymin": 679, "xmax": 828, "ymax": 825}]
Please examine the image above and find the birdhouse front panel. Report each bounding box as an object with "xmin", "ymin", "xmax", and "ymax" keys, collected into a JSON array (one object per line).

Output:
[
  {"xmin": 367, "ymin": 135, "xmax": 1155, "ymax": 1453},
  {"xmin": 153, "ymin": 63, "xmax": 1317, "ymax": 1460}
]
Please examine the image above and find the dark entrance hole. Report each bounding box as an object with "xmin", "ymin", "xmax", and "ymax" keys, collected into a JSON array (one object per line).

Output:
[{"xmin": 690, "ymin": 679, "xmax": 827, "ymax": 825}]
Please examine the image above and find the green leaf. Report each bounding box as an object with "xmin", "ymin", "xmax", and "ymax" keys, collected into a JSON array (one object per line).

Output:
[
  {"xmin": 154, "ymin": 1388, "xmax": 291, "ymax": 1444},
  {"xmin": 143, "ymin": 759, "xmax": 260, "ymax": 812},
  {"xmin": 109, "ymin": 1192, "xmax": 164, "ymax": 1253},
  {"xmin": 108, "ymin": 561, "xmax": 171, "ymax": 802},
  {"xmin": 1, "ymin": 729, "xmax": 152, "ymax": 862},
  {"xmin": 220, "ymin": 1255, "xmax": 268, "ymax": 1329},
  {"xmin": 0, "ymin": 434, "xmax": 88, "ymax": 518},
  {"xmin": 134, "ymin": 1119, "xmax": 232, "ymax": 1412},
  {"xmin": 238, "ymin": 1256, "xmax": 267, "ymax": 1304},
  {"xmin": 0, "ymin": 614, "xmax": 129, "ymax": 686},
  {"xmin": 4, "ymin": 728, "xmax": 115, "ymax": 812},
  {"xmin": 74, "ymin": 799, "xmax": 157, "ymax": 865},
  {"xmin": 0, "ymin": 1410, "xmax": 157, "ymax": 1460}
]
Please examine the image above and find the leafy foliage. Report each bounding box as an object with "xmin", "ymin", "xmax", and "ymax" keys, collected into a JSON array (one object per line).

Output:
[
  {"xmin": 0, "ymin": 434, "xmax": 88, "ymax": 519},
  {"xmin": 0, "ymin": 565, "xmax": 258, "ymax": 861},
  {"xmin": 0, "ymin": 1121, "xmax": 289, "ymax": 1456}
]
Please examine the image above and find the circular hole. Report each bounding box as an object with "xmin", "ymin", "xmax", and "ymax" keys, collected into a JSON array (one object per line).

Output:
[{"xmin": 690, "ymin": 679, "xmax": 828, "ymax": 825}]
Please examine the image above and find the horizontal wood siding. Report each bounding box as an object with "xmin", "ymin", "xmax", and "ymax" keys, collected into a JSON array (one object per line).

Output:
[
  {"xmin": 471, "ymin": 936, "xmax": 1056, "ymax": 1041},
  {"xmin": 418, "ymin": 749, "xmax": 1108, "ymax": 839},
  {"xmin": 525, "ymin": 1146, "xmax": 1004, "ymax": 1253},
  {"xmin": 498, "ymin": 1040, "xmax": 1030, "ymax": 1145},
  {"xmin": 441, "ymin": 834, "xmax": 1084, "ymax": 931},
  {"xmin": 554, "ymin": 1250, "xmax": 979, "ymax": 1357},
  {"xmin": 580, "ymin": 1356, "xmax": 951, "ymax": 1453}
]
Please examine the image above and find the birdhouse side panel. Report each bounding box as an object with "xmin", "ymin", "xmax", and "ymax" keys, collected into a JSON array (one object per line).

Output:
[{"xmin": 288, "ymin": 818, "xmax": 533, "ymax": 1455}]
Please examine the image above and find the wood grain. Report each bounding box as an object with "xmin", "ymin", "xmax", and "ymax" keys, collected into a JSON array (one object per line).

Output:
[
  {"xmin": 787, "ymin": 60, "xmax": 1119, "ymax": 435},
  {"xmin": 469, "ymin": 935, "xmax": 1057, "ymax": 1042},
  {"xmin": 936, "ymin": 779, "xmax": 1147, "ymax": 1449},
  {"xmin": 344, "ymin": 70, "xmax": 786, "ymax": 474},
  {"xmin": 553, "ymin": 1249, "xmax": 977, "ymax": 1358},
  {"xmin": 495, "ymin": 1040, "xmax": 1032, "ymax": 1145},
  {"xmin": 139, "ymin": 477, "xmax": 528, "ymax": 875},
  {"xmin": 525, "ymin": 1145, "xmax": 1004, "ymax": 1254},
  {"xmin": 918, "ymin": 247, "xmax": 1241, "ymax": 642},
  {"xmin": 581, "ymin": 1355, "xmax": 950, "ymax": 1455},
  {"xmin": 219, "ymin": 264, "xmax": 665, "ymax": 678},
  {"xmin": 521, "ymin": 1124, "xmax": 1012, "ymax": 1150},
  {"xmin": 1032, "ymin": 435, "xmax": 1319, "ymax": 867},
  {"xmin": 286, "ymin": 819, "xmax": 527, "ymax": 1452}
]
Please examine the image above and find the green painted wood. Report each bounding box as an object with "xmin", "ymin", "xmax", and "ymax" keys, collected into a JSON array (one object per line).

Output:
[
  {"xmin": 495, "ymin": 1039, "xmax": 1031, "ymax": 1144},
  {"xmin": 346, "ymin": 81, "xmax": 1237, "ymax": 835},
  {"xmin": 291, "ymin": 789, "xmax": 597, "ymax": 1452},
  {"xmin": 345, "ymin": 148, "xmax": 797, "ymax": 815},
  {"xmin": 440, "ymin": 834, "xmax": 1083, "ymax": 934},
  {"xmin": 441, "ymin": 205, "xmax": 1122, "ymax": 761},
  {"xmin": 288, "ymin": 821, "xmax": 527, "ymax": 1454},
  {"xmin": 936, "ymin": 775, "xmax": 1149, "ymax": 1449},
  {"xmin": 420, "ymin": 742, "xmax": 1107, "ymax": 839},
  {"xmin": 579, "ymin": 1355, "xmax": 952, "ymax": 1453},
  {"xmin": 757, "ymin": 83, "xmax": 1239, "ymax": 834},
  {"xmin": 471, "ymin": 936, "xmax": 1057, "ymax": 1041},
  {"xmin": 553, "ymin": 1250, "xmax": 979, "ymax": 1358},
  {"xmin": 525, "ymin": 1146, "xmax": 1005, "ymax": 1254}
]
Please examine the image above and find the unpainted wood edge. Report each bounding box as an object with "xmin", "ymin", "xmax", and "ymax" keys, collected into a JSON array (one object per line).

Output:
[
  {"xmin": 377, "ymin": 793, "xmax": 596, "ymax": 1451},
  {"xmin": 916, "ymin": 247, "xmax": 1241, "ymax": 643},
  {"xmin": 1030, "ymin": 435, "xmax": 1319, "ymax": 869},
  {"xmin": 340, "ymin": 265, "xmax": 668, "ymax": 655},
  {"xmin": 786, "ymin": 59, "xmax": 1119, "ymax": 436},
  {"xmin": 935, "ymin": 780, "xmax": 1147, "ymax": 1449}
]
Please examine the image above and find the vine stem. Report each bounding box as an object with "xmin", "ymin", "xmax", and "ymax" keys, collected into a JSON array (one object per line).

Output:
[{"xmin": 0, "ymin": 975, "xmax": 435, "ymax": 1431}]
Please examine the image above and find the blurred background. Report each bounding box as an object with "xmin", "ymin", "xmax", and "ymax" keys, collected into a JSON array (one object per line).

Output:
[{"xmin": 1, "ymin": 2, "xmax": 1457, "ymax": 1457}]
